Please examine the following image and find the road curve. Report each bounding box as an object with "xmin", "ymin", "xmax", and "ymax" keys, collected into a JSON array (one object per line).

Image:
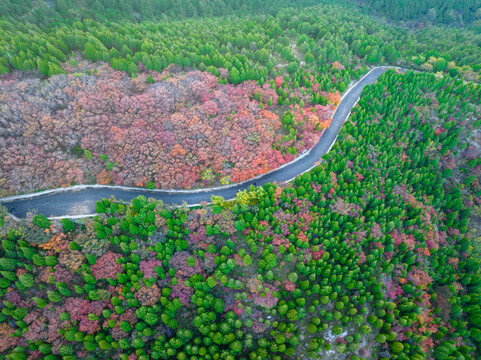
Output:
[{"xmin": 0, "ymin": 66, "xmax": 393, "ymax": 219}]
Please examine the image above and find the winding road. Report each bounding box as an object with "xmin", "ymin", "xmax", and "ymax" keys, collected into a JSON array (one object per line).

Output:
[{"xmin": 0, "ymin": 66, "xmax": 394, "ymax": 219}]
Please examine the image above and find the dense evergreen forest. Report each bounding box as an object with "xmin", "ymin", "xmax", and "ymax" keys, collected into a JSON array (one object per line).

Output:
[
  {"xmin": 2, "ymin": 0, "xmax": 481, "ymax": 26},
  {"xmin": 353, "ymin": 0, "xmax": 481, "ymax": 26},
  {"xmin": 1, "ymin": 3, "xmax": 481, "ymax": 80},
  {"xmin": 1, "ymin": 1, "xmax": 481, "ymax": 360},
  {"xmin": 0, "ymin": 0, "xmax": 320, "ymax": 25}
]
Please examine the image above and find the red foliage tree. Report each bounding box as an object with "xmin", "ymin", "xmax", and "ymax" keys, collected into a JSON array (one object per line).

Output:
[
  {"xmin": 139, "ymin": 258, "xmax": 162, "ymax": 279},
  {"xmin": 90, "ymin": 251, "xmax": 123, "ymax": 280}
]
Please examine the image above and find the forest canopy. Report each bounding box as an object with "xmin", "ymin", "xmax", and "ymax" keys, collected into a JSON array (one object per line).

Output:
[
  {"xmin": 1, "ymin": 1, "xmax": 481, "ymax": 360},
  {"xmin": 0, "ymin": 0, "xmax": 320, "ymax": 25},
  {"xmin": 1, "ymin": 69, "xmax": 481, "ymax": 360},
  {"xmin": 2, "ymin": 0, "xmax": 481, "ymax": 27},
  {"xmin": 351, "ymin": 0, "xmax": 481, "ymax": 26}
]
